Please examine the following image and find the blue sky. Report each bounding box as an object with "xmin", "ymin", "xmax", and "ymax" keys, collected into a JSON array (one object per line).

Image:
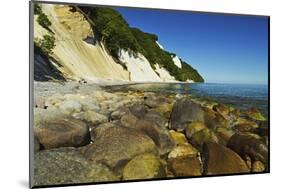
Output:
[{"xmin": 116, "ymin": 7, "xmax": 269, "ymax": 84}]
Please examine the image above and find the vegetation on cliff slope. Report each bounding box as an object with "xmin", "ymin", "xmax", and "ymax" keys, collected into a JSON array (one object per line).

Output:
[{"xmin": 79, "ymin": 7, "xmax": 204, "ymax": 82}]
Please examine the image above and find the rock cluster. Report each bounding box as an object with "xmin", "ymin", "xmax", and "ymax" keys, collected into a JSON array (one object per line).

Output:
[{"xmin": 32, "ymin": 81, "xmax": 269, "ymax": 186}]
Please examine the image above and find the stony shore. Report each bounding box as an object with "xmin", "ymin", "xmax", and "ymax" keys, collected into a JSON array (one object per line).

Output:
[{"xmin": 32, "ymin": 81, "xmax": 269, "ymax": 186}]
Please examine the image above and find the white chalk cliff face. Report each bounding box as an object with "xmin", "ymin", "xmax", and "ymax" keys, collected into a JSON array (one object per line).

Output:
[
  {"xmin": 34, "ymin": 4, "xmax": 129, "ymax": 82},
  {"xmin": 34, "ymin": 4, "xmax": 196, "ymax": 83}
]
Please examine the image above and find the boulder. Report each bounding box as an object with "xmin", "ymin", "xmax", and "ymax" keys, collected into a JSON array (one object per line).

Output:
[
  {"xmin": 122, "ymin": 153, "xmax": 164, "ymax": 180},
  {"xmin": 191, "ymin": 128, "xmax": 219, "ymax": 149},
  {"xmin": 144, "ymin": 110, "xmax": 167, "ymax": 128},
  {"xmin": 34, "ymin": 117, "xmax": 90, "ymax": 149},
  {"xmin": 227, "ymin": 133, "xmax": 268, "ymax": 164},
  {"xmin": 203, "ymin": 142, "xmax": 250, "ymax": 175},
  {"xmin": 84, "ymin": 126, "xmax": 158, "ymax": 169},
  {"xmin": 59, "ymin": 99, "xmax": 82, "ymax": 113},
  {"xmin": 169, "ymin": 130, "xmax": 187, "ymax": 145},
  {"xmin": 185, "ymin": 121, "xmax": 206, "ymax": 139},
  {"xmin": 169, "ymin": 98, "xmax": 204, "ymax": 131},
  {"xmin": 132, "ymin": 120, "xmax": 175, "ymax": 155},
  {"xmin": 168, "ymin": 143, "xmax": 198, "ymax": 159},
  {"xmin": 153, "ymin": 103, "xmax": 174, "ymax": 119},
  {"xmin": 168, "ymin": 156, "xmax": 202, "ymax": 177},
  {"xmin": 215, "ymin": 127, "xmax": 235, "ymax": 145},
  {"xmin": 33, "ymin": 147, "xmax": 118, "ymax": 186}
]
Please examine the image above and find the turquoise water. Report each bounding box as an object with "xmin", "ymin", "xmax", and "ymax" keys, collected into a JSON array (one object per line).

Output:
[{"xmin": 104, "ymin": 83, "xmax": 269, "ymax": 117}]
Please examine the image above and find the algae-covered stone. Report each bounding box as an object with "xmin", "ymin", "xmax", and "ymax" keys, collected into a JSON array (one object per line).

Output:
[
  {"xmin": 84, "ymin": 126, "xmax": 158, "ymax": 169},
  {"xmin": 169, "ymin": 130, "xmax": 187, "ymax": 145},
  {"xmin": 168, "ymin": 143, "xmax": 198, "ymax": 159},
  {"xmin": 245, "ymin": 108, "xmax": 266, "ymax": 121},
  {"xmin": 185, "ymin": 121, "xmax": 206, "ymax": 139},
  {"xmin": 215, "ymin": 127, "xmax": 235, "ymax": 145},
  {"xmin": 122, "ymin": 153, "xmax": 164, "ymax": 180},
  {"xmin": 191, "ymin": 128, "xmax": 218, "ymax": 149},
  {"xmin": 72, "ymin": 110, "xmax": 107, "ymax": 126},
  {"xmin": 154, "ymin": 103, "xmax": 174, "ymax": 119}
]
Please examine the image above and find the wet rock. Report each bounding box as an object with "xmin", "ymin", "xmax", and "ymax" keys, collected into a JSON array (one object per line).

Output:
[
  {"xmin": 252, "ymin": 161, "xmax": 265, "ymax": 172},
  {"xmin": 132, "ymin": 120, "xmax": 175, "ymax": 155},
  {"xmin": 203, "ymin": 142, "xmax": 250, "ymax": 175},
  {"xmin": 191, "ymin": 128, "xmax": 219, "ymax": 149},
  {"xmin": 169, "ymin": 130, "xmax": 187, "ymax": 145},
  {"xmin": 169, "ymin": 98, "xmax": 204, "ymax": 131},
  {"xmin": 84, "ymin": 126, "xmax": 158, "ymax": 169},
  {"xmin": 73, "ymin": 110, "xmax": 107, "ymax": 127},
  {"xmin": 227, "ymin": 133, "xmax": 268, "ymax": 164},
  {"xmin": 34, "ymin": 117, "xmax": 90, "ymax": 149},
  {"xmin": 122, "ymin": 153, "xmax": 164, "ymax": 180},
  {"xmin": 204, "ymin": 110, "xmax": 229, "ymax": 130},
  {"xmin": 129, "ymin": 104, "xmax": 147, "ymax": 119},
  {"xmin": 253, "ymin": 121, "xmax": 268, "ymax": 137},
  {"xmin": 244, "ymin": 108, "xmax": 266, "ymax": 121},
  {"xmin": 33, "ymin": 147, "xmax": 118, "ymax": 186},
  {"xmin": 185, "ymin": 121, "xmax": 206, "ymax": 139}
]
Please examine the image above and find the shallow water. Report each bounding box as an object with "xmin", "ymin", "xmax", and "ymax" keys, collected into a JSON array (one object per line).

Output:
[{"xmin": 103, "ymin": 82, "xmax": 269, "ymax": 118}]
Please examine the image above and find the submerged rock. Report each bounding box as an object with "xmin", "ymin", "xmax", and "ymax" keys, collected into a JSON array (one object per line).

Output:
[
  {"xmin": 72, "ymin": 110, "xmax": 107, "ymax": 127},
  {"xmin": 169, "ymin": 98, "xmax": 204, "ymax": 131},
  {"xmin": 227, "ymin": 133, "xmax": 268, "ymax": 164},
  {"xmin": 122, "ymin": 153, "xmax": 164, "ymax": 180},
  {"xmin": 129, "ymin": 103, "xmax": 147, "ymax": 119},
  {"xmin": 84, "ymin": 126, "xmax": 158, "ymax": 169},
  {"xmin": 202, "ymin": 142, "xmax": 249, "ymax": 175},
  {"xmin": 33, "ymin": 147, "xmax": 118, "ymax": 186},
  {"xmin": 251, "ymin": 161, "xmax": 265, "ymax": 172},
  {"xmin": 34, "ymin": 117, "xmax": 90, "ymax": 149}
]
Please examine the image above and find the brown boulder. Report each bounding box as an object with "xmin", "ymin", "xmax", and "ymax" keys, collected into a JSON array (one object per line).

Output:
[
  {"xmin": 34, "ymin": 117, "xmax": 90, "ymax": 149},
  {"xmin": 203, "ymin": 142, "xmax": 250, "ymax": 175}
]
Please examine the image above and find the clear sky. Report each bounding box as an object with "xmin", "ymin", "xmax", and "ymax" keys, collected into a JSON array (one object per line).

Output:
[{"xmin": 116, "ymin": 7, "xmax": 269, "ymax": 84}]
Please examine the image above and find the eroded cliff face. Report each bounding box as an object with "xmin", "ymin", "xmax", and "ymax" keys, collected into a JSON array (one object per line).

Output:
[
  {"xmin": 34, "ymin": 4, "xmax": 198, "ymax": 83},
  {"xmin": 34, "ymin": 4, "xmax": 129, "ymax": 82}
]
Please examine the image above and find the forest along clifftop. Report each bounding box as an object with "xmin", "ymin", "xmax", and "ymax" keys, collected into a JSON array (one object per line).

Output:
[{"xmin": 33, "ymin": 3, "xmax": 204, "ymax": 83}]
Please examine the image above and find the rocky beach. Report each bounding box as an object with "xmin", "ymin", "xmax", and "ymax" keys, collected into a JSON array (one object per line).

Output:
[{"xmin": 32, "ymin": 81, "xmax": 268, "ymax": 186}]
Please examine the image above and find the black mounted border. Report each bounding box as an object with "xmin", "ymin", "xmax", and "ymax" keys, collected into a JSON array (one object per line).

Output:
[{"xmin": 29, "ymin": 0, "xmax": 270, "ymax": 188}]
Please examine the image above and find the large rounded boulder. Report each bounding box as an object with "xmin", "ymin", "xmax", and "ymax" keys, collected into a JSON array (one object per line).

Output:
[
  {"xmin": 202, "ymin": 142, "xmax": 250, "ymax": 175},
  {"xmin": 84, "ymin": 126, "xmax": 158, "ymax": 170},
  {"xmin": 122, "ymin": 153, "xmax": 165, "ymax": 180},
  {"xmin": 34, "ymin": 117, "xmax": 91, "ymax": 149},
  {"xmin": 227, "ymin": 133, "xmax": 268, "ymax": 164},
  {"xmin": 169, "ymin": 98, "xmax": 205, "ymax": 131}
]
